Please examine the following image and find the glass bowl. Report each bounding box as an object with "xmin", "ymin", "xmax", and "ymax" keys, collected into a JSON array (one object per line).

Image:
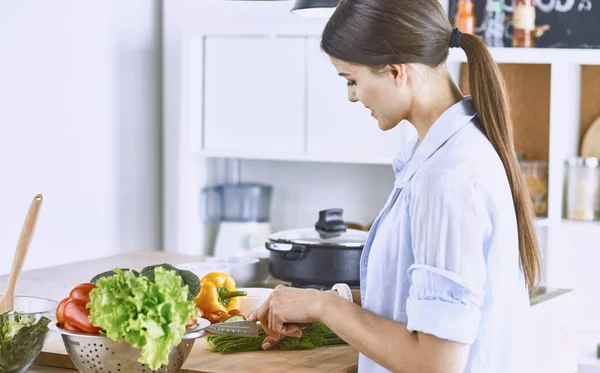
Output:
[
  {"xmin": 0, "ymin": 295, "xmax": 58, "ymax": 373},
  {"xmin": 204, "ymin": 257, "xmax": 260, "ymax": 287}
]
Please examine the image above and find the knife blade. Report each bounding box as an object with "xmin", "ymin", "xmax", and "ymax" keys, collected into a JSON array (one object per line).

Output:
[
  {"xmin": 205, "ymin": 321, "xmax": 262, "ymax": 337},
  {"xmin": 205, "ymin": 321, "xmax": 314, "ymax": 338}
]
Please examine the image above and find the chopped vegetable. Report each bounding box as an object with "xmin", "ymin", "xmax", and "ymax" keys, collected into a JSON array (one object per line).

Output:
[
  {"xmin": 141, "ymin": 264, "xmax": 200, "ymax": 301},
  {"xmin": 206, "ymin": 322, "xmax": 346, "ymax": 353},
  {"xmin": 90, "ymin": 268, "xmax": 140, "ymax": 284},
  {"xmin": 0, "ymin": 313, "xmax": 51, "ymax": 372},
  {"xmin": 195, "ymin": 272, "xmax": 246, "ymax": 315},
  {"xmin": 224, "ymin": 315, "xmax": 246, "ymax": 323},
  {"xmin": 228, "ymin": 309, "xmax": 245, "ymax": 317},
  {"xmin": 88, "ymin": 267, "xmax": 196, "ymax": 370},
  {"xmin": 56, "ymin": 283, "xmax": 102, "ymax": 334}
]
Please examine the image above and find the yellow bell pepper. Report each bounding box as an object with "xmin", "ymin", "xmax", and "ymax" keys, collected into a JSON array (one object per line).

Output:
[{"xmin": 195, "ymin": 272, "xmax": 247, "ymax": 315}]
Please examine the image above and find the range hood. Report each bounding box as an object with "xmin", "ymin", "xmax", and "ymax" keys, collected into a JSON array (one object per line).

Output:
[
  {"xmin": 220, "ymin": 0, "xmax": 339, "ymax": 18},
  {"xmin": 291, "ymin": 0, "xmax": 339, "ymax": 17}
]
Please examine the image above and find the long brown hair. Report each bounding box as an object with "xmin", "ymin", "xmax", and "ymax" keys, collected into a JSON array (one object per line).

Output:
[{"xmin": 321, "ymin": 0, "xmax": 541, "ymax": 292}]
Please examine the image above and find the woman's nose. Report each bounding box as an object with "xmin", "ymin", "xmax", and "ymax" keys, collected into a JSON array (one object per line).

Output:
[{"xmin": 348, "ymin": 88, "xmax": 358, "ymax": 103}]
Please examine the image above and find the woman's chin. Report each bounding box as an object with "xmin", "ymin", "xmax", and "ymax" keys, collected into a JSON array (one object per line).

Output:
[{"xmin": 376, "ymin": 119, "xmax": 394, "ymax": 131}]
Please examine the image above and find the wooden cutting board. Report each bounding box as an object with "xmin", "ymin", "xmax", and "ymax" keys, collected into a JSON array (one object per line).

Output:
[
  {"xmin": 581, "ymin": 116, "xmax": 600, "ymax": 158},
  {"xmin": 36, "ymin": 337, "xmax": 359, "ymax": 373}
]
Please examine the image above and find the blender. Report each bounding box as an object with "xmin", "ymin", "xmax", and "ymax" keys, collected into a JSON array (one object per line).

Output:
[{"xmin": 200, "ymin": 182, "xmax": 273, "ymax": 258}]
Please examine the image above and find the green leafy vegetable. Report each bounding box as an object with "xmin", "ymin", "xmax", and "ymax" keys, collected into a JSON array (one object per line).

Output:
[
  {"xmin": 88, "ymin": 268, "xmax": 196, "ymax": 370},
  {"xmin": 0, "ymin": 313, "xmax": 51, "ymax": 372},
  {"xmin": 141, "ymin": 264, "xmax": 201, "ymax": 301},
  {"xmin": 90, "ymin": 268, "xmax": 140, "ymax": 284},
  {"xmin": 206, "ymin": 322, "xmax": 346, "ymax": 353}
]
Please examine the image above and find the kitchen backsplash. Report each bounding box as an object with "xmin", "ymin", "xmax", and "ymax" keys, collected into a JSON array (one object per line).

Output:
[{"xmin": 239, "ymin": 159, "xmax": 394, "ymax": 231}]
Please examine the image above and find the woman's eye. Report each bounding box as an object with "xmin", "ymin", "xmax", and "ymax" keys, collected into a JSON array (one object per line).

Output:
[{"xmin": 347, "ymin": 80, "xmax": 356, "ymax": 87}]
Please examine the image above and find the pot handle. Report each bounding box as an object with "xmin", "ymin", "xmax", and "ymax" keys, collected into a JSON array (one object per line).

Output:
[{"xmin": 265, "ymin": 242, "xmax": 294, "ymax": 252}]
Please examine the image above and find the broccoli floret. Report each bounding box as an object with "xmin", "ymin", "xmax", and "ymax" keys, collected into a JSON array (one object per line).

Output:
[
  {"xmin": 140, "ymin": 263, "xmax": 178, "ymax": 282},
  {"xmin": 178, "ymin": 269, "xmax": 201, "ymax": 300},
  {"xmin": 140, "ymin": 264, "xmax": 200, "ymax": 301}
]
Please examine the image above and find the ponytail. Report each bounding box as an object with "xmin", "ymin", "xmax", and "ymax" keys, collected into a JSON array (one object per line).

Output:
[{"xmin": 459, "ymin": 33, "xmax": 541, "ymax": 293}]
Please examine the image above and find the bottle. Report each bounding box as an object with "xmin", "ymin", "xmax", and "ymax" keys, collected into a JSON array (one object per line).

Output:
[
  {"xmin": 455, "ymin": 0, "xmax": 476, "ymax": 35},
  {"xmin": 484, "ymin": 0, "xmax": 505, "ymax": 47},
  {"xmin": 512, "ymin": 0, "xmax": 536, "ymax": 47}
]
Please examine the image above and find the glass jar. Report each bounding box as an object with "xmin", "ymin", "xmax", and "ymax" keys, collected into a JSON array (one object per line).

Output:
[
  {"xmin": 520, "ymin": 160, "xmax": 549, "ymax": 217},
  {"xmin": 512, "ymin": 0, "xmax": 536, "ymax": 47},
  {"xmin": 563, "ymin": 157, "xmax": 600, "ymax": 221},
  {"xmin": 455, "ymin": 0, "xmax": 476, "ymax": 35}
]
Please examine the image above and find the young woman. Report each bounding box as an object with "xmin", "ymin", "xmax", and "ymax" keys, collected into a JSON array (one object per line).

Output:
[{"xmin": 248, "ymin": 0, "xmax": 541, "ymax": 371}]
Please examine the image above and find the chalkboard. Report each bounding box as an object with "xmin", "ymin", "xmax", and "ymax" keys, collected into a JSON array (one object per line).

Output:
[{"xmin": 447, "ymin": 0, "xmax": 600, "ymax": 48}]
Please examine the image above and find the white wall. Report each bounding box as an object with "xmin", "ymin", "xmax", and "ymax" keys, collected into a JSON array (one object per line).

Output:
[
  {"xmin": 0, "ymin": 0, "xmax": 162, "ymax": 274},
  {"xmin": 190, "ymin": 157, "xmax": 394, "ymax": 256}
]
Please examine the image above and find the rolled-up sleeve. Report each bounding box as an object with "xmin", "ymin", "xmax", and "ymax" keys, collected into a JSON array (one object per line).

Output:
[{"xmin": 406, "ymin": 172, "xmax": 491, "ymax": 345}]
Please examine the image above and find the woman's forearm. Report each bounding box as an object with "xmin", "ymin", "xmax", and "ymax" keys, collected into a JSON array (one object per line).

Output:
[
  {"xmin": 318, "ymin": 293, "xmax": 468, "ymax": 373},
  {"xmin": 329, "ymin": 289, "xmax": 361, "ymax": 306}
]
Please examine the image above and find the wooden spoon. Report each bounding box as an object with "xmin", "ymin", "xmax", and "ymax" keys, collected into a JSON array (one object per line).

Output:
[{"xmin": 0, "ymin": 194, "xmax": 44, "ymax": 314}]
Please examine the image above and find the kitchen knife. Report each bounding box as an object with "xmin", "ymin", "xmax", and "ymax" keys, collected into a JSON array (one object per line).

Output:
[
  {"xmin": 205, "ymin": 321, "xmax": 314, "ymax": 338},
  {"xmin": 205, "ymin": 320, "xmax": 262, "ymax": 337}
]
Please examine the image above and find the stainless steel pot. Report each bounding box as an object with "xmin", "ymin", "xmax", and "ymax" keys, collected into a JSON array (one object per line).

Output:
[{"xmin": 265, "ymin": 209, "xmax": 368, "ymax": 286}]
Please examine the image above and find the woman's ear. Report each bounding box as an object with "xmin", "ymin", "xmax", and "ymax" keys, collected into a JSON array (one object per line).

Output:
[{"xmin": 387, "ymin": 64, "xmax": 408, "ymax": 89}]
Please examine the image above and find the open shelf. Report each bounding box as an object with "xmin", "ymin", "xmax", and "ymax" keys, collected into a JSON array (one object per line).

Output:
[
  {"xmin": 459, "ymin": 63, "xmax": 551, "ymax": 162},
  {"xmin": 560, "ymin": 219, "xmax": 600, "ymax": 228},
  {"xmin": 449, "ymin": 47, "xmax": 600, "ymax": 65},
  {"xmin": 581, "ymin": 65, "xmax": 600, "ymax": 148},
  {"xmin": 200, "ymin": 150, "xmax": 394, "ymax": 166}
]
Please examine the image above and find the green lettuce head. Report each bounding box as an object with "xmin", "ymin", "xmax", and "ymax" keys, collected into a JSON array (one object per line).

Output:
[{"xmin": 88, "ymin": 267, "xmax": 195, "ymax": 370}]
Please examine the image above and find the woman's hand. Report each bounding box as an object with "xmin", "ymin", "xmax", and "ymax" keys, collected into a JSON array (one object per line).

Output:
[{"xmin": 247, "ymin": 285, "xmax": 337, "ymax": 349}]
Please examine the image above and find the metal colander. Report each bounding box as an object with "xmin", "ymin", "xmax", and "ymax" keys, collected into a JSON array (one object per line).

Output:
[{"xmin": 49, "ymin": 323, "xmax": 207, "ymax": 373}]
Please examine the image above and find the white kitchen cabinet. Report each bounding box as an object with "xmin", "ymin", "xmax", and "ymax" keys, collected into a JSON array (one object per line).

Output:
[
  {"xmin": 203, "ymin": 36, "xmax": 306, "ymax": 157},
  {"xmin": 306, "ymin": 37, "xmax": 416, "ymax": 161}
]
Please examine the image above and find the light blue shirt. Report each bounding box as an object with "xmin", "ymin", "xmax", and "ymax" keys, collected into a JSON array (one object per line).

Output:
[{"xmin": 359, "ymin": 97, "xmax": 533, "ymax": 373}]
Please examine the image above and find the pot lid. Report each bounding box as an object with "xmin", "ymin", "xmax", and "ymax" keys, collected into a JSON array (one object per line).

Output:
[
  {"xmin": 267, "ymin": 209, "xmax": 369, "ymax": 248},
  {"xmin": 267, "ymin": 228, "xmax": 368, "ymax": 248}
]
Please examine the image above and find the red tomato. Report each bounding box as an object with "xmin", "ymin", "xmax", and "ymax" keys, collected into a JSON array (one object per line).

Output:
[
  {"xmin": 187, "ymin": 316, "xmax": 198, "ymax": 327},
  {"xmin": 56, "ymin": 297, "xmax": 69, "ymax": 325},
  {"xmin": 63, "ymin": 320, "xmax": 84, "ymax": 333},
  {"xmin": 63, "ymin": 299, "xmax": 101, "ymax": 334},
  {"xmin": 69, "ymin": 283, "xmax": 97, "ymax": 304}
]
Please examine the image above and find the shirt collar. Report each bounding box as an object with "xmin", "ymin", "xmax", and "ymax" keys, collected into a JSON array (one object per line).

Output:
[{"xmin": 392, "ymin": 96, "xmax": 477, "ymax": 187}]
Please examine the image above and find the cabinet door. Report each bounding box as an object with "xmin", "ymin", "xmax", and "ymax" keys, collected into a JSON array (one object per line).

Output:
[
  {"xmin": 204, "ymin": 37, "xmax": 306, "ymax": 156},
  {"xmin": 306, "ymin": 38, "xmax": 415, "ymax": 161}
]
